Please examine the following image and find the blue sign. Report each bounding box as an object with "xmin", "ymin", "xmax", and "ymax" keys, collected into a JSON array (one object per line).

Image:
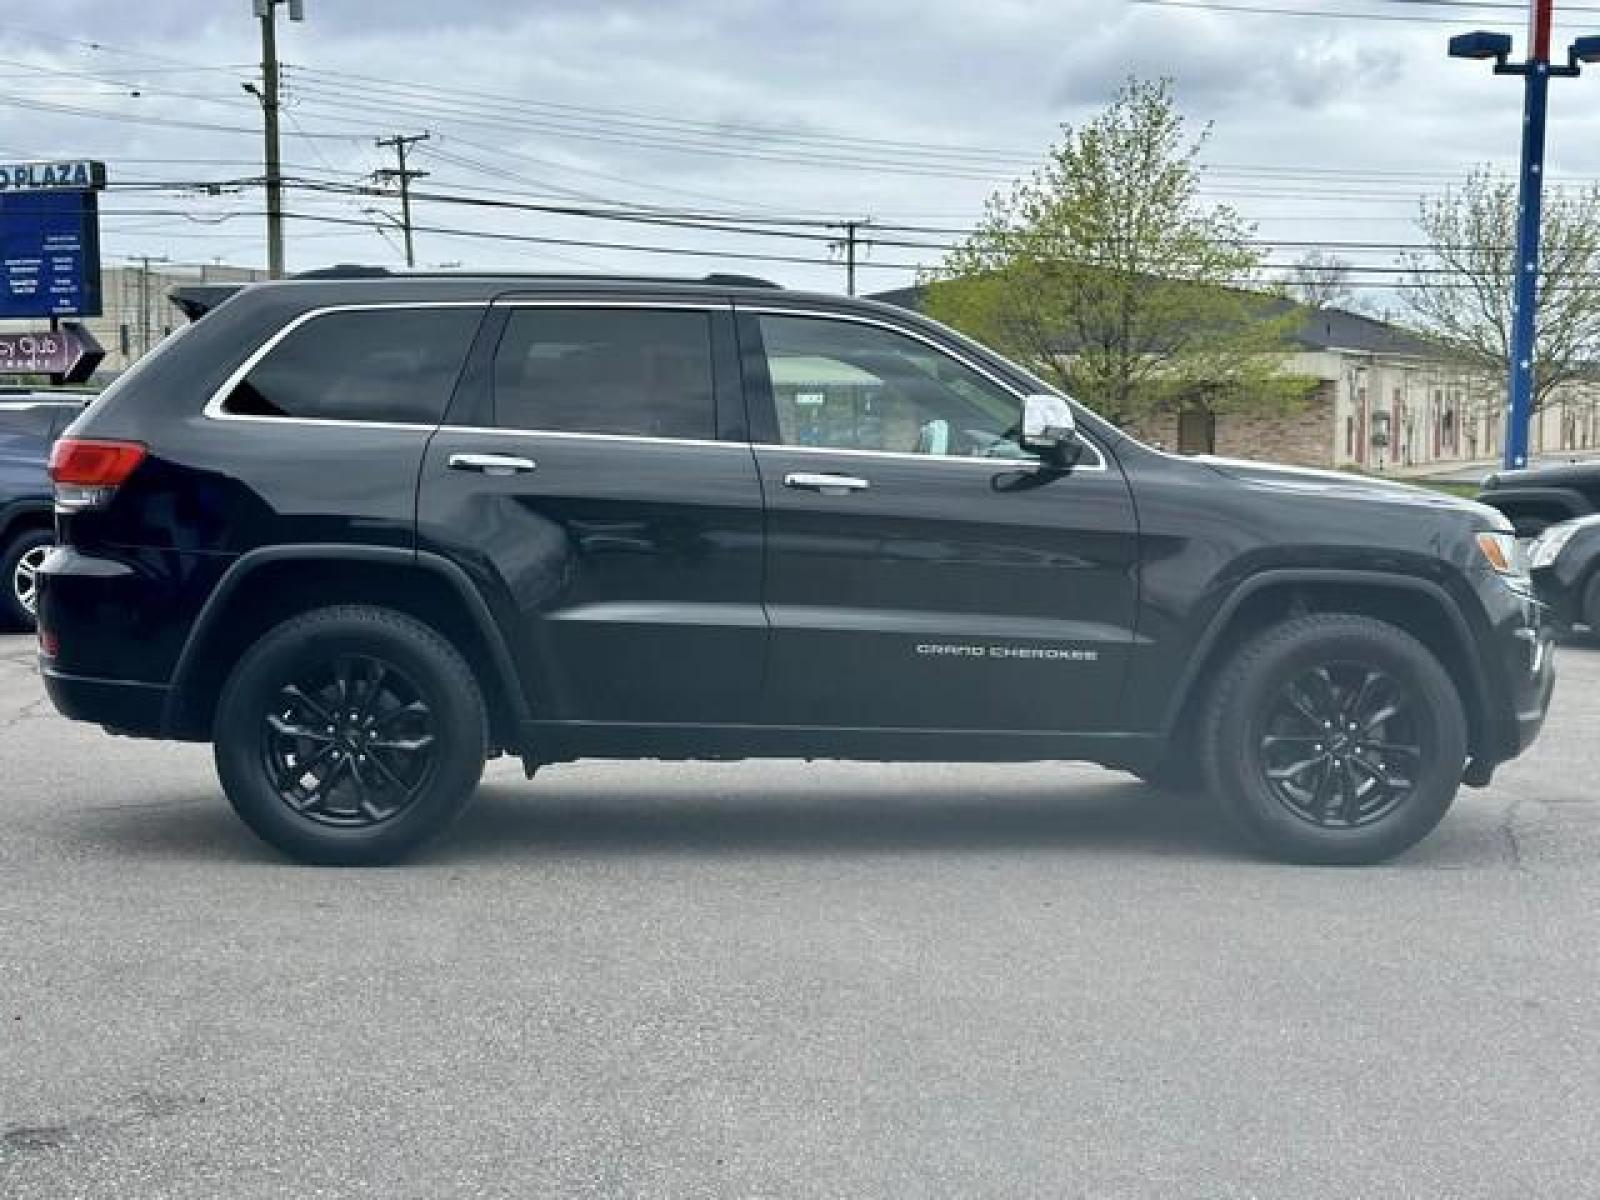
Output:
[{"xmin": 0, "ymin": 189, "xmax": 102, "ymax": 319}]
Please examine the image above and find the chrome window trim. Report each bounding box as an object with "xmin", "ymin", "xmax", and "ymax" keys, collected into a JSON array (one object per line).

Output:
[
  {"xmin": 739, "ymin": 305, "xmax": 1107, "ymax": 472},
  {"xmin": 202, "ymin": 301, "xmax": 486, "ymax": 425},
  {"xmin": 749, "ymin": 441, "xmax": 1107, "ymax": 472}
]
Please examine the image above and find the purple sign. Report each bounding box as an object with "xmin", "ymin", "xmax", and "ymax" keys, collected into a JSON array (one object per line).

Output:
[{"xmin": 0, "ymin": 323, "xmax": 103, "ymax": 381}]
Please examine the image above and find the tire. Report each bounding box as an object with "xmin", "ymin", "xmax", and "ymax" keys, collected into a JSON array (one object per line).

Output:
[
  {"xmin": 0, "ymin": 528, "xmax": 52, "ymax": 632},
  {"xmin": 1199, "ymin": 613, "xmax": 1468, "ymax": 865},
  {"xmin": 1583, "ymin": 570, "xmax": 1600, "ymax": 638},
  {"xmin": 213, "ymin": 605, "xmax": 487, "ymax": 865}
]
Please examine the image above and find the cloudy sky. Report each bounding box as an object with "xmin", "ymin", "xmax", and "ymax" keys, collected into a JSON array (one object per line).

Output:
[{"xmin": 3, "ymin": 0, "xmax": 1599, "ymax": 304}]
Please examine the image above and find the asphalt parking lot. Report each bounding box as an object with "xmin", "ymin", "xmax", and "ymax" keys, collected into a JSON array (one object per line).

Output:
[{"xmin": 2, "ymin": 634, "xmax": 1598, "ymax": 1199}]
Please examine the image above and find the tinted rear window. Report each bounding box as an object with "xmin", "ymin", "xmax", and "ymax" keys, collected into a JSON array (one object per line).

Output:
[
  {"xmin": 224, "ymin": 307, "xmax": 481, "ymax": 424},
  {"xmin": 491, "ymin": 307, "xmax": 714, "ymax": 439}
]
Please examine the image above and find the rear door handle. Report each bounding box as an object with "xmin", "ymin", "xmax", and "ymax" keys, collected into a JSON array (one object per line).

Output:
[
  {"xmin": 783, "ymin": 472, "xmax": 870, "ymax": 495},
  {"xmin": 448, "ymin": 453, "xmax": 537, "ymax": 476}
]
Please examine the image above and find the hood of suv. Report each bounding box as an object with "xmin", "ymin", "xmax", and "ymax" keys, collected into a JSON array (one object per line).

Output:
[
  {"xmin": 1481, "ymin": 459, "xmax": 1600, "ymax": 490},
  {"xmin": 1196, "ymin": 455, "xmax": 1502, "ymax": 519}
]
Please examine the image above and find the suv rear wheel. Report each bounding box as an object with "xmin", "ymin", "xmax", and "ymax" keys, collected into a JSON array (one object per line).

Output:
[
  {"xmin": 1200, "ymin": 613, "xmax": 1467, "ymax": 865},
  {"xmin": 1, "ymin": 528, "xmax": 52, "ymax": 631},
  {"xmin": 213, "ymin": 605, "xmax": 487, "ymax": 865}
]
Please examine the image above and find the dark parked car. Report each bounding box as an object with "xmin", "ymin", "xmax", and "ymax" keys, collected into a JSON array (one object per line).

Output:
[
  {"xmin": 1477, "ymin": 458, "xmax": 1600, "ymax": 538},
  {"xmin": 38, "ymin": 273, "xmax": 1555, "ymax": 866},
  {"xmin": 0, "ymin": 393, "xmax": 88, "ymax": 629},
  {"xmin": 1529, "ymin": 514, "xmax": 1600, "ymax": 636}
]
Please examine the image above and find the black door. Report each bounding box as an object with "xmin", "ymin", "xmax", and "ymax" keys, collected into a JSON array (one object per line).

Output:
[
  {"xmin": 740, "ymin": 308, "xmax": 1139, "ymax": 733},
  {"xmin": 417, "ymin": 300, "xmax": 766, "ymax": 725}
]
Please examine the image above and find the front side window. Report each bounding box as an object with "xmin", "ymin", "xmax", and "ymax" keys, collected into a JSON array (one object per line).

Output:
[
  {"xmin": 756, "ymin": 314, "xmax": 1031, "ymax": 459},
  {"xmin": 224, "ymin": 307, "xmax": 481, "ymax": 424},
  {"xmin": 492, "ymin": 307, "xmax": 715, "ymax": 440}
]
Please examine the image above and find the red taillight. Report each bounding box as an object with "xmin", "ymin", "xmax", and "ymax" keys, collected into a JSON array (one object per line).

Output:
[
  {"xmin": 38, "ymin": 628, "xmax": 58, "ymax": 657},
  {"xmin": 48, "ymin": 438, "xmax": 146, "ymax": 512},
  {"xmin": 48, "ymin": 438, "xmax": 147, "ymax": 486}
]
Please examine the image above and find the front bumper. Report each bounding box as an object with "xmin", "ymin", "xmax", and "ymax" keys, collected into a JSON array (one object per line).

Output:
[{"xmin": 1471, "ymin": 571, "xmax": 1556, "ymax": 766}]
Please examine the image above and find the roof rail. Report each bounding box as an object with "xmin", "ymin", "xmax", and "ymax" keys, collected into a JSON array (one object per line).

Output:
[
  {"xmin": 292, "ymin": 264, "xmax": 393, "ymax": 279},
  {"xmin": 701, "ymin": 273, "xmax": 782, "ymax": 288},
  {"xmin": 282, "ymin": 265, "xmax": 784, "ymax": 288}
]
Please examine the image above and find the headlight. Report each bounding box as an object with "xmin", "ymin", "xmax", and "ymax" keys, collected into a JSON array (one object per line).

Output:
[
  {"xmin": 1529, "ymin": 522, "xmax": 1580, "ymax": 570},
  {"xmin": 1475, "ymin": 530, "xmax": 1530, "ymax": 579}
]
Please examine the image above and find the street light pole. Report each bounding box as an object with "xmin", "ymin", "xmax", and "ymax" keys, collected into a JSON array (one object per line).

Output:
[
  {"xmin": 1504, "ymin": 0, "xmax": 1555, "ymax": 470},
  {"xmin": 1447, "ymin": 13, "xmax": 1596, "ymax": 470}
]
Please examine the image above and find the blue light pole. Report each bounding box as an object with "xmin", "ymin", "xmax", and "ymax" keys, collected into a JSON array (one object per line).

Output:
[{"xmin": 1448, "ymin": 22, "xmax": 1600, "ymax": 469}]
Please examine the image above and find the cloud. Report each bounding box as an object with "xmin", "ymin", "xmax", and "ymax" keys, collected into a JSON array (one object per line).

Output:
[{"xmin": 0, "ymin": 0, "xmax": 1594, "ymax": 294}]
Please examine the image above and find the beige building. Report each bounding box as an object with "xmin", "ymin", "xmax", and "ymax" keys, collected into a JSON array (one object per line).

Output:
[
  {"xmin": 86, "ymin": 263, "xmax": 267, "ymax": 376},
  {"xmin": 1131, "ymin": 307, "xmax": 1600, "ymax": 471}
]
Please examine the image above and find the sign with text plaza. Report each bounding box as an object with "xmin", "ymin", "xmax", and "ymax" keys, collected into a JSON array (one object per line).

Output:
[
  {"xmin": 0, "ymin": 161, "xmax": 104, "ymax": 319},
  {"xmin": 0, "ymin": 160, "xmax": 106, "ymax": 192}
]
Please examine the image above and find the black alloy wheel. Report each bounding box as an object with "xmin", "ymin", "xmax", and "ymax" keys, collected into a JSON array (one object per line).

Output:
[
  {"xmin": 1257, "ymin": 663, "xmax": 1422, "ymax": 830},
  {"xmin": 1201, "ymin": 613, "xmax": 1467, "ymax": 865},
  {"xmin": 214, "ymin": 605, "xmax": 487, "ymax": 865},
  {"xmin": 262, "ymin": 654, "xmax": 439, "ymax": 828}
]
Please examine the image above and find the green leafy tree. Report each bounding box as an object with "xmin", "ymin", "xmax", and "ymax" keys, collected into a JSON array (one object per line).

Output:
[
  {"xmin": 1401, "ymin": 168, "xmax": 1600, "ymax": 413},
  {"xmin": 922, "ymin": 77, "xmax": 1313, "ymax": 428}
]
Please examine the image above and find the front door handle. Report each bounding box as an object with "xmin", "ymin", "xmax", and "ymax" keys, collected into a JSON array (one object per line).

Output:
[
  {"xmin": 448, "ymin": 452, "xmax": 537, "ymax": 476},
  {"xmin": 783, "ymin": 472, "xmax": 870, "ymax": 495}
]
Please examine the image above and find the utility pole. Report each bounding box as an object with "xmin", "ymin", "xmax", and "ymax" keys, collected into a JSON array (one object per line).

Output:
[
  {"xmin": 831, "ymin": 219, "xmax": 871, "ymax": 296},
  {"xmin": 1448, "ymin": 13, "xmax": 1599, "ymax": 469},
  {"xmin": 246, "ymin": 0, "xmax": 304, "ymax": 278},
  {"xmin": 374, "ymin": 133, "xmax": 430, "ymax": 268},
  {"xmin": 127, "ymin": 255, "xmax": 169, "ymax": 359}
]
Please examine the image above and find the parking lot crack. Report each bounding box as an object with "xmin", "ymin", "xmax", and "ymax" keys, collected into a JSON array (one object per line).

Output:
[
  {"xmin": 1499, "ymin": 797, "xmax": 1529, "ymax": 872},
  {"xmin": 0, "ymin": 695, "xmax": 49, "ymax": 732},
  {"xmin": 0, "ymin": 1091, "xmax": 207, "ymax": 1163}
]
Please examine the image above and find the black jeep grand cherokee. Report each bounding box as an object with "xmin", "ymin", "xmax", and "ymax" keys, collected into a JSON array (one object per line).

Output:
[{"xmin": 37, "ymin": 273, "xmax": 1555, "ymax": 866}]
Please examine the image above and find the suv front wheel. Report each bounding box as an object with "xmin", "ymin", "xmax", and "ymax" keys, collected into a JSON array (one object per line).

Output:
[
  {"xmin": 213, "ymin": 605, "xmax": 488, "ymax": 865},
  {"xmin": 1200, "ymin": 613, "xmax": 1468, "ymax": 865}
]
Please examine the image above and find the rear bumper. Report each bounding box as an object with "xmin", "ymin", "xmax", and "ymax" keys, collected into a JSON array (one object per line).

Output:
[{"xmin": 41, "ymin": 664, "xmax": 170, "ymax": 736}]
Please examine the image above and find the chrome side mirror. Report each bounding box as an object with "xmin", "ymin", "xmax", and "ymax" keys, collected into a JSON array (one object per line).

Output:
[{"xmin": 1020, "ymin": 394, "xmax": 1082, "ymax": 465}]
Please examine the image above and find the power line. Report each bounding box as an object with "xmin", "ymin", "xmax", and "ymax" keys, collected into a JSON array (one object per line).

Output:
[
  {"xmin": 1131, "ymin": 0, "xmax": 1600, "ymax": 24},
  {"xmin": 0, "ymin": 91, "xmax": 370, "ymax": 138},
  {"xmin": 283, "ymin": 65, "xmax": 1042, "ymax": 166}
]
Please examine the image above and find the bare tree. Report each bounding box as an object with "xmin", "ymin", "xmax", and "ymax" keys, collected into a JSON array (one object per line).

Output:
[
  {"xmin": 1289, "ymin": 250, "xmax": 1354, "ymax": 310},
  {"xmin": 1401, "ymin": 168, "xmax": 1600, "ymax": 412}
]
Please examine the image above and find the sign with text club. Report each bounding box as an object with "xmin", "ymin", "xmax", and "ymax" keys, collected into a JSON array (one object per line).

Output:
[{"xmin": 0, "ymin": 160, "xmax": 106, "ymax": 320}]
